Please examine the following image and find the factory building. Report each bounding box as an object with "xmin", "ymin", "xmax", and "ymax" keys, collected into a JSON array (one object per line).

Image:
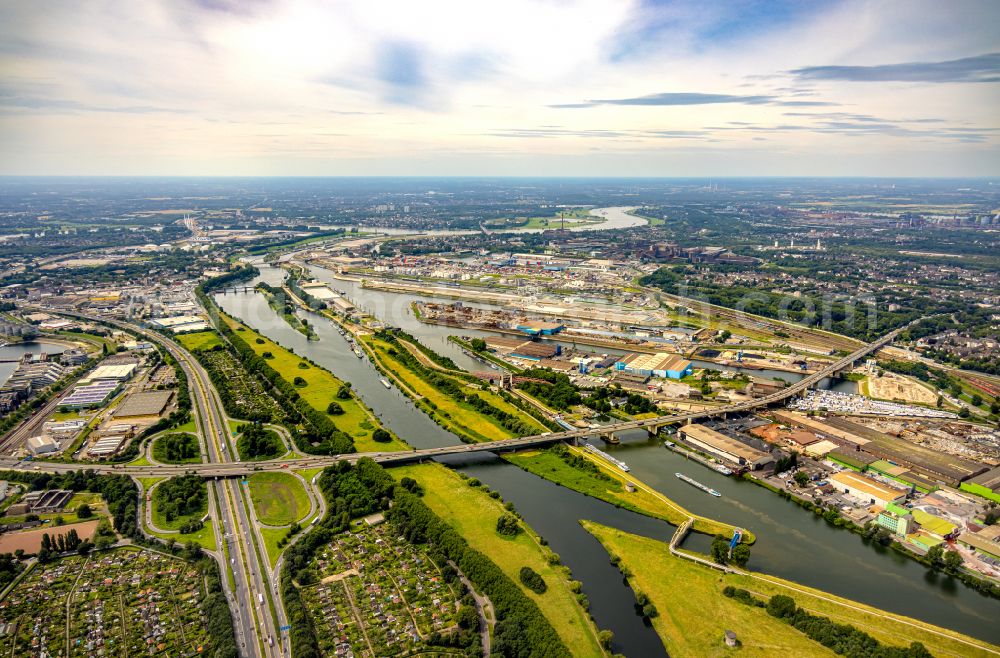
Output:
[
  {"xmin": 514, "ymin": 321, "xmax": 565, "ymax": 336},
  {"xmin": 829, "ymin": 471, "xmax": 907, "ymax": 508},
  {"xmin": 678, "ymin": 423, "xmax": 773, "ymax": 469},
  {"xmin": 874, "ymin": 509, "xmax": 914, "ymax": 537},
  {"xmin": 615, "ymin": 352, "xmax": 692, "ymax": 380}
]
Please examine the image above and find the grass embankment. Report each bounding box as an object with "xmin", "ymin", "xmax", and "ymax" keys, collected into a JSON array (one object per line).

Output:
[
  {"xmin": 363, "ymin": 334, "xmax": 545, "ymax": 442},
  {"xmin": 175, "ymin": 330, "xmax": 223, "ymax": 352},
  {"xmin": 150, "ymin": 432, "xmax": 201, "ymax": 464},
  {"xmin": 220, "ymin": 314, "xmax": 407, "ymax": 452},
  {"xmin": 247, "ymin": 472, "xmax": 310, "ymax": 526},
  {"xmin": 507, "ymin": 447, "xmax": 749, "ymax": 541},
  {"xmin": 391, "ymin": 463, "xmax": 607, "ymax": 657},
  {"xmin": 584, "ymin": 521, "xmax": 998, "ymax": 658}
]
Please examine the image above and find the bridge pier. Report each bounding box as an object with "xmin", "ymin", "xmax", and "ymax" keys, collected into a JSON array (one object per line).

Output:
[
  {"xmin": 601, "ymin": 432, "xmax": 620, "ymax": 445},
  {"xmin": 646, "ymin": 427, "xmax": 659, "ymax": 439}
]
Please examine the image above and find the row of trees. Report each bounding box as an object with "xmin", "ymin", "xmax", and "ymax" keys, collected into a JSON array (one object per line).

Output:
[
  {"xmin": 724, "ymin": 588, "xmax": 933, "ymax": 657},
  {"xmin": 196, "ymin": 273, "xmax": 356, "ymax": 454}
]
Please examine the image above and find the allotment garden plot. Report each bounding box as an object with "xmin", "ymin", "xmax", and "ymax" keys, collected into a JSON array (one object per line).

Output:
[
  {"xmin": 301, "ymin": 522, "xmax": 465, "ymax": 657},
  {"xmin": 0, "ymin": 547, "xmax": 210, "ymax": 657}
]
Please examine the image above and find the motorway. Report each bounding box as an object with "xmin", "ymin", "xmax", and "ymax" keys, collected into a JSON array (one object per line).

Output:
[{"xmin": 30, "ymin": 310, "xmax": 289, "ymax": 658}]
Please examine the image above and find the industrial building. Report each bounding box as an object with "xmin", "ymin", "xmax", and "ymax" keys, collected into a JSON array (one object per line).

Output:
[
  {"xmin": 615, "ymin": 352, "xmax": 693, "ymax": 380},
  {"xmin": 829, "ymin": 471, "xmax": 907, "ymax": 508},
  {"xmin": 874, "ymin": 509, "xmax": 914, "ymax": 537},
  {"xmin": 59, "ymin": 379, "xmax": 120, "ymax": 408},
  {"xmin": 515, "ymin": 321, "xmax": 565, "ymax": 336},
  {"xmin": 114, "ymin": 390, "xmax": 172, "ymax": 418},
  {"xmin": 26, "ymin": 435, "xmax": 60, "ymax": 456},
  {"xmin": 83, "ymin": 363, "xmax": 137, "ymax": 382},
  {"xmin": 678, "ymin": 423, "xmax": 773, "ymax": 469}
]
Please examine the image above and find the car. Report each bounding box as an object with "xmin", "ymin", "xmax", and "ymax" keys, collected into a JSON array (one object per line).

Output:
[{"xmin": 281, "ymin": 464, "xmax": 289, "ymax": 468}]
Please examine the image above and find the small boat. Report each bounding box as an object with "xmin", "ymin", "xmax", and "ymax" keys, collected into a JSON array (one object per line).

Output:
[
  {"xmin": 380, "ymin": 378, "xmax": 392, "ymax": 389},
  {"xmin": 714, "ymin": 464, "xmax": 733, "ymax": 476},
  {"xmin": 354, "ymin": 348, "xmax": 363, "ymax": 358},
  {"xmin": 676, "ymin": 472, "xmax": 721, "ymax": 497}
]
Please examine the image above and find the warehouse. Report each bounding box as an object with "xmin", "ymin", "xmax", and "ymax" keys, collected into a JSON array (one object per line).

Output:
[
  {"xmin": 615, "ymin": 352, "xmax": 693, "ymax": 380},
  {"xmin": 84, "ymin": 363, "xmax": 137, "ymax": 382},
  {"xmin": 771, "ymin": 411, "xmax": 871, "ymax": 448},
  {"xmin": 830, "ymin": 471, "xmax": 907, "ymax": 508},
  {"xmin": 60, "ymin": 379, "xmax": 120, "ymax": 408},
  {"xmin": 114, "ymin": 390, "xmax": 172, "ymax": 418},
  {"xmin": 678, "ymin": 423, "xmax": 773, "ymax": 469}
]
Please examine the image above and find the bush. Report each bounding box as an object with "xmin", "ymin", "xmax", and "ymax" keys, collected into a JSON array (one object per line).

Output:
[
  {"xmin": 372, "ymin": 428, "xmax": 392, "ymax": 443},
  {"xmin": 326, "ymin": 401, "xmax": 344, "ymax": 415},
  {"xmin": 75, "ymin": 503, "xmax": 92, "ymax": 519},
  {"xmin": 293, "ymin": 376, "xmax": 307, "ymax": 387},
  {"xmin": 519, "ymin": 566, "xmax": 547, "ymax": 594}
]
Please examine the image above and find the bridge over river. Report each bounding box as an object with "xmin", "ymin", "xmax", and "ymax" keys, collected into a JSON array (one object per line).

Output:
[{"xmin": 0, "ymin": 318, "xmax": 916, "ymax": 479}]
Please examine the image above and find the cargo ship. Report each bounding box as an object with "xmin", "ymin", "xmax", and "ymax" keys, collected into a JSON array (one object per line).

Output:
[
  {"xmin": 676, "ymin": 472, "xmax": 721, "ymax": 497},
  {"xmin": 584, "ymin": 443, "xmax": 630, "ymax": 472}
]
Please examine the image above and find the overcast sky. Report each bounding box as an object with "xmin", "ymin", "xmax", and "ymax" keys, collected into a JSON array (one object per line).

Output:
[{"xmin": 1, "ymin": 0, "xmax": 998, "ymax": 176}]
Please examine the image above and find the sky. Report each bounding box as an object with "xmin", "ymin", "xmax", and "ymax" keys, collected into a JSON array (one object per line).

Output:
[{"xmin": 1, "ymin": 0, "xmax": 998, "ymax": 176}]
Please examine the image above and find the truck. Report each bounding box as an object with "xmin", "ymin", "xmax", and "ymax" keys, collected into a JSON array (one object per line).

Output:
[{"xmin": 258, "ymin": 593, "xmax": 264, "ymax": 605}]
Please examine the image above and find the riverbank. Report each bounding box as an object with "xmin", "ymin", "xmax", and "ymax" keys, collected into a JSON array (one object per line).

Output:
[
  {"xmin": 392, "ymin": 462, "xmax": 609, "ymax": 657},
  {"xmin": 507, "ymin": 445, "xmax": 752, "ymax": 542},
  {"xmin": 360, "ymin": 331, "xmax": 546, "ymax": 443},
  {"xmin": 584, "ymin": 521, "xmax": 999, "ymax": 658}
]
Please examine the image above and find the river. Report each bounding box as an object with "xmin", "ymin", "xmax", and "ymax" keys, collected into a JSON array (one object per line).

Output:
[{"xmin": 215, "ymin": 265, "xmax": 1000, "ymax": 651}]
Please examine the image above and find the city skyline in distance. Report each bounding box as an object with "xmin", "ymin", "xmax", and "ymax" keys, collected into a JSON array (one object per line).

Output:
[{"xmin": 1, "ymin": 0, "xmax": 999, "ymax": 177}]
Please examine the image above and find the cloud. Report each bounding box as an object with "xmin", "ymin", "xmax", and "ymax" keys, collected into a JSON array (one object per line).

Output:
[
  {"xmin": 375, "ymin": 41, "xmax": 428, "ymax": 106},
  {"xmin": 790, "ymin": 52, "xmax": 1000, "ymax": 83},
  {"xmin": 553, "ymin": 91, "xmax": 836, "ymax": 108}
]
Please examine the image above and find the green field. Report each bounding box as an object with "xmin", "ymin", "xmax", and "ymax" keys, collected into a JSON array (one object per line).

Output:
[
  {"xmin": 365, "ymin": 335, "xmax": 545, "ymax": 442},
  {"xmin": 146, "ymin": 519, "xmax": 218, "ymax": 552},
  {"xmin": 506, "ymin": 447, "xmax": 745, "ymax": 540},
  {"xmin": 391, "ymin": 463, "xmax": 607, "ymax": 657},
  {"xmin": 247, "ymin": 472, "xmax": 311, "ymax": 526},
  {"xmin": 222, "ymin": 315, "xmax": 408, "ymax": 452},
  {"xmin": 584, "ymin": 521, "xmax": 998, "ymax": 658},
  {"xmin": 175, "ymin": 329, "xmax": 223, "ymax": 352},
  {"xmin": 260, "ymin": 526, "xmax": 287, "ymax": 568}
]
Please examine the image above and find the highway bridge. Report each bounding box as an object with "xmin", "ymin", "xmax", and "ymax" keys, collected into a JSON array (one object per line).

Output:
[{"xmin": 0, "ymin": 316, "xmax": 917, "ymax": 479}]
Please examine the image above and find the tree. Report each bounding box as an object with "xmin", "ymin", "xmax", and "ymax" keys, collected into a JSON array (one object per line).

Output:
[
  {"xmin": 76, "ymin": 503, "xmax": 92, "ymax": 519},
  {"xmin": 518, "ymin": 566, "xmax": 547, "ymax": 594},
  {"xmin": 326, "ymin": 401, "xmax": 344, "ymax": 415},
  {"xmin": 943, "ymin": 549, "xmax": 963, "ymax": 573},
  {"xmin": 926, "ymin": 544, "xmax": 945, "ymax": 568},
  {"xmin": 717, "ymin": 330, "xmax": 732, "ymax": 343},
  {"xmin": 598, "ymin": 630, "xmax": 614, "ymax": 650},
  {"xmin": 495, "ymin": 513, "xmax": 521, "ymax": 537},
  {"xmin": 372, "ymin": 428, "xmax": 392, "ymax": 443},
  {"xmin": 336, "ymin": 384, "xmax": 352, "ymax": 399},
  {"xmin": 731, "ymin": 543, "xmax": 751, "ymax": 567},
  {"xmin": 958, "ymin": 407, "xmax": 970, "ymax": 418},
  {"xmin": 793, "ymin": 470, "xmax": 809, "ymax": 487},
  {"xmin": 293, "ymin": 376, "xmax": 307, "ymax": 387},
  {"xmin": 766, "ymin": 594, "xmax": 797, "ymax": 619},
  {"xmin": 971, "ymin": 393, "xmax": 983, "ymax": 407},
  {"xmin": 710, "ymin": 535, "xmax": 730, "ymax": 565},
  {"xmin": 936, "ymin": 395, "xmax": 944, "ymax": 408},
  {"xmin": 470, "ymin": 338, "xmax": 487, "ymax": 352}
]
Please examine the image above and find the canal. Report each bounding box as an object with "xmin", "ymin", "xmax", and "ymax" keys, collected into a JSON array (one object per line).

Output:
[{"xmin": 215, "ymin": 264, "xmax": 1000, "ymax": 650}]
